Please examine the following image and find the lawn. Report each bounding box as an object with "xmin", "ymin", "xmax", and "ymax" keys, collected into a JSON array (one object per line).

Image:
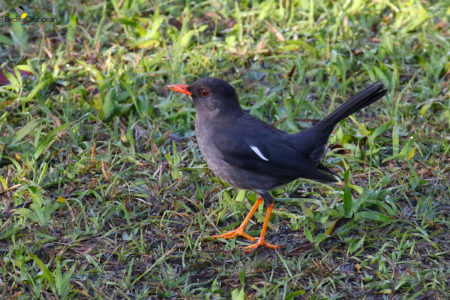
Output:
[{"xmin": 0, "ymin": 0, "xmax": 448, "ymax": 299}]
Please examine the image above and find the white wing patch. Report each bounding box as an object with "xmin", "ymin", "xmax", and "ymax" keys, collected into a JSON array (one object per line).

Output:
[{"xmin": 250, "ymin": 145, "xmax": 269, "ymax": 161}]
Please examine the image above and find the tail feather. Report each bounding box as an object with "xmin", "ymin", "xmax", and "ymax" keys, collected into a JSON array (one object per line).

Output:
[
  {"xmin": 315, "ymin": 82, "xmax": 387, "ymax": 135},
  {"xmin": 292, "ymin": 82, "xmax": 387, "ymax": 164}
]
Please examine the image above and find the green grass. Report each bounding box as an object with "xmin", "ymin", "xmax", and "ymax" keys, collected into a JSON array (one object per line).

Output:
[{"xmin": 0, "ymin": 0, "xmax": 449, "ymax": 298}]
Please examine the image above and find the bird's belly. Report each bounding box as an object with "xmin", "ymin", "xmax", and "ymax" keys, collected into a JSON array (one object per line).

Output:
[{"xmin": 209, "ymin": 160, "xmax": 288, "ymax": 191}]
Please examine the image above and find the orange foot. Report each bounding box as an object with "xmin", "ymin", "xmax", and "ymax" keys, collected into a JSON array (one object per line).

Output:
[
  {"xmin": 243, "ymin": 202, "xmax": 281, "ymax": 252},
  {"xmin": 212, "ymin": 197, "xmax": 263, "ymax": 242},
  {"xmin": 243, "ymin": 239, "xmax": 280, "ymax": 253},
  {"xmin": 212, "ymin": 226, "xmax": 256, "ymax": 241},
  {"xmin": 212, "ymin": 198, "xmax": 283, "ymax": 252}
]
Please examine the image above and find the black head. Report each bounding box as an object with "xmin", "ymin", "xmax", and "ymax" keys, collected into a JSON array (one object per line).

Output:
[{"xmin": 167, "ymin": 77, "xmax": 242, "ymax": 120}]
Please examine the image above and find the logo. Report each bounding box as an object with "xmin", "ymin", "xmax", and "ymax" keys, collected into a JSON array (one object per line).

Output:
[
  {"xmin": 15, "ymin": 5, "xmax": 33, "ymax": 26},
  {"xmin": 5, "ymin": 5, "xmax": 57, "ymax": 26}
]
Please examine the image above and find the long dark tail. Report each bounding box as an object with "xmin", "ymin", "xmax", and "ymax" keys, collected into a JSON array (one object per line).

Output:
[
  {"xmin": 293, "ymin": 82, "xmax": 387, "ymax": 167},
  {"xmin": 314, "ymin": 82, "xmax": 387, "ymax": 135}
]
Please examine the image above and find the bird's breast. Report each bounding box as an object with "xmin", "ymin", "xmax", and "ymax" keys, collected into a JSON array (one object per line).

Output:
[{"xmin": 194, "ymin": 118, "xmax": 224, "ymax": 174}]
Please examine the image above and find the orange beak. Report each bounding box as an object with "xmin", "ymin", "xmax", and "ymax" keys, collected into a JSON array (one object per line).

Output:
[{"xmin": 166, "ymin": 84, "xmax": 192, "ymax": 96}]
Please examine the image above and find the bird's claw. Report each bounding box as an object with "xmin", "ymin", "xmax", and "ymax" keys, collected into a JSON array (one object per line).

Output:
[
  {"xmin": 212, "ymin": 226, "xmax": 256, "ymax": 241},
  {"xmin": 243, "ymin": 239, "xmax": 281, "ymax": 253}
]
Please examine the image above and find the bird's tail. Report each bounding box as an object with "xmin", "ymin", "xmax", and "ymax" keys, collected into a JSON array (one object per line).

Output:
[
  {"xmin": 292, "ymin": 82, "xmax": 387, "ymax": 162},
  {"xmin": 314, "ymin": 82, "xmax": 387, "ymax": 135}
]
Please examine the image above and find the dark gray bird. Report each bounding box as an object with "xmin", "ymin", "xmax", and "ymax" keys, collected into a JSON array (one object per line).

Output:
[{"xmin": 167, "ymin": 78, "xmax": 387, "ymax": 252}]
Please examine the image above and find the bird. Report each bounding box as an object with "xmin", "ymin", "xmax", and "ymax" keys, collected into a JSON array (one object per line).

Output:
[{"xmin": 166, "ymin": 77, "xmax": 387, "ymax": 252}]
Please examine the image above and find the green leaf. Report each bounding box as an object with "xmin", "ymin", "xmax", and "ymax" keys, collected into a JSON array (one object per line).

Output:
[
  {"xmin": 0, "ymin": 175, "xmax": 6, "ymax": 190},
  {"xmin": 34, "ymin": 122, "xmax": 71, "ymax": 160},
  {"xmin": 397, "ymin": 138, "xmax": 414, "ymax": 160},
  {"xmin": 286, "ymin": 290, "xmax": 306, "ymax": 300},
  {"xmin": 148, "ymin": 9, "xmax": 163, "ymax": 38},
  {"xmin": 59, "ymin": 263, "xmax": 76, "ymax": 297},
  {"xmin": 407, "ymin": 147, "xmax": 416, "ymax": 160},
  {"xmin": 238, "ymin": 269, "xmax": 245, "ymax": 287},
  {"xmin": 304, "ymin": 227, "xmax": 313, "ymax": 243},
  {"xmin": 180, "ymin": 30, "xmax": 196, "ymax": 49},
  {"xmin": 419, "ymin": 103, "xmax": 432, "ymax": 116},
  {"xmin": 102, "ymin": 89, "xmax": 115, "ymax": 119},
  {"xmin": 370, "ymin": 121, "xmax": 392, "ymax": 140},
  {"xmin": 0, "ymin": 33, "xmax": 13, "ymax": 45},
  {"xmin": 231, "ymin": 288, "xmax": 245, "ymax": 300},
  {"xmin": 235, "ymin": 190, "xmax": 246, "ymax": 202},
  {"xmin": 343, "ymin": 169, "xmax": 352, "ymax": 218},
  {"xmin": 234, "ymin": 1, "xmax": 243, "ymax": 43},
  {"xmin": 355, "ymin": 211, "xmax": 391, "ymax": 223},
  {"xmin": 392, "ymin": 125, "xmax": 399, "ymax": 155},
  {"xmin": 3, "ymin": 70, "xmax": 18, "ymax": 87},
  {"xmin": 132, "ymin": 38, "xmax": 158, "ymax": 49},
  {"xmin": 325, "ymin": 219, "xmax": 338, "ymax": 236},
  {"xmin": 11, "ymin": 119, "xmax": 40, "ymax": 145},
  {"xmin": 66, "ymin": 14, "xmax": 77, "ymax": 45},
  {"xmin": 314, "ymin": 233, "xmax": 328, "ymax": 244},
  {"xmin": 11, "ymin": 14, "xmax": 28, "ymax": 47},
  {"xmin": 300, "ymin": 202, "xmax": 314, "ymax": 219},
  {"xmin": 25, "ymin": 78, "xmax": 55, "ymax": 101},
  {"xmin": 30, "ymin": 253, "xmax": 54, "ymax": 283},
  {"xmin": 55, "ymin": 260, "xmax": 63, "ymax": 294},
  {"xmin": 348, "ymin": 236, "xmax": 365, "ymax": 255},
  {"xmin": 115, "ymin": 17, "xmax": 138, "ymax": 27}
]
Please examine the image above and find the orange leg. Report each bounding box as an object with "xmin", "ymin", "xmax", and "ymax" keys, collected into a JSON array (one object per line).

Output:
[
  {"xmin": 212, "ymin": 197, "xmax": 263, "ymax": 241},
  {"xmin": 243, "ymin": 202, "xmax": 280, "ymax": 252}
]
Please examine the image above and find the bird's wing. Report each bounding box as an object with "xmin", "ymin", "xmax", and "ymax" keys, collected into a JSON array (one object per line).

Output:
[{"xmin": 212, "ymin": 120, "xmax": 337, "ymax": 182}]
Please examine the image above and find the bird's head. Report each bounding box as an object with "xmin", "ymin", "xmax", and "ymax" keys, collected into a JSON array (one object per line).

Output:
[{"xmin": 167, "ymin": 77, "xmax": 242, "ymax": 120}]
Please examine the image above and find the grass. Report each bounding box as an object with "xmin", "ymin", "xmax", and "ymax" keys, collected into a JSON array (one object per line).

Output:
[{"xmin": 0, "ymin": 0, "xmax": 448, "ymax": 298}]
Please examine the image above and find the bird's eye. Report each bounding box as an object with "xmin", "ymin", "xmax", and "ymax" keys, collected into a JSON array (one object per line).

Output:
[{"xmin": 200, "ymin": 88, "xmax": 210, "ymax": 97}]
